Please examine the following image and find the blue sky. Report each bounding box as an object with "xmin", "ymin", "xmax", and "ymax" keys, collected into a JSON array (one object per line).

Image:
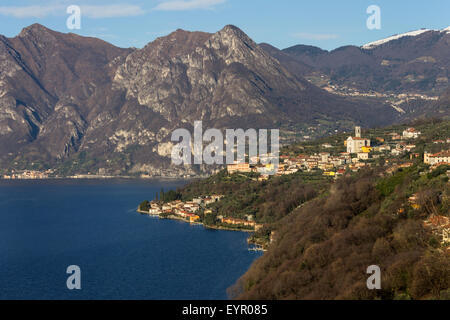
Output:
[{"xmin": 0, "ymin": 0, "xmax": 448, "ymax": 50}]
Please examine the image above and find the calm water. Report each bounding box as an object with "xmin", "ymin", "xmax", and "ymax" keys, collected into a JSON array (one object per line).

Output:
[{"xmin": 0, "ymin": 179, "xmax": 261, "ymax": 300}]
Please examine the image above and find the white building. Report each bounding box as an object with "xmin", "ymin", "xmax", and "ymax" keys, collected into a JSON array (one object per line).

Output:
[
  {"xmin": 357, "ymin": 152, "xmax": 369, "ymax": 160},
  {"xmin": 319, "ymin": 152, "xmax": 330, "ymax": 162},
  {"xmin": 402, "ymin": 128, "xmax": 421, "ymax": 139},
  {"xmin": 346, "ymin": 126, "xmax": 371, "ymax": 154},
  {"xmin": 424, "ymin": 150, "xmax": 450, "ymax": 165},
  {"xmin": 149, "ymin": 208, "xmax": 161, "ymax": 215}
]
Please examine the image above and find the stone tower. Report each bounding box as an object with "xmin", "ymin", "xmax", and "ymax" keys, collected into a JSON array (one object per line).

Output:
[{"xmin": 355, "ymin": 126, "xmax": 361, "ymax": 138}]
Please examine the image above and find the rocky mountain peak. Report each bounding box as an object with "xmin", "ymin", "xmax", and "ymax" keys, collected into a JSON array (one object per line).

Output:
[
  {"xmin": 220, "ymin": 24, "xmax": 247, "ymax": 37},
  {"xmin": 18, "ymin": 23, "xmax": 56, "ymax": 41},
  {"xmin": 15, "ymin": 23, "xmax": 60, "ymax": 58},
  {"xmin": 208, "ymin": 24, "xmax": 258, "ymax": 51},
  {"xmin": 144, "ymin": 28, "xmax": 211, "ymax": 58},
  {"xmin": 19, "ymin": 23, "xmax": 50, "ymax": 34}
]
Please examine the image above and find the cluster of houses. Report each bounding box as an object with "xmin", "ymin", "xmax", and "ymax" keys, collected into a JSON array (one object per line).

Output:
[
  {"xmin": 144, "ymin": 194, "xmax": 264, "ymax": 231},
  {"xmin": 347, "ymin": 126, "xmax": 449, "ymax": 172},
  {"xmin": 2, "ymin": 170, "xmax": 50, "ymax": 179},
  {"xmin": 277, "ymin": 127, "xmax": 387, "ymax": 176},
  {"xmin": 277, "ymin": 152, "xmax": 352, "ymax": 177},
  {"xmin": 227, "ymin": 152, "xmax": 354, "ymax": 178},
  {"xmin": 380, "ymin": 128, "xmax": 422, "ymax": 142},
  {"xmin": 369, "ymin": 128, "xmax": 422, "ymax": 157},
  {"xmin": 226, "ymin": 126, "xmax": 374, "ymax": 178},
  {"xmin": 225, "ymin": 125, "xmax": 450, "ymax": 180},
  {"xmin": 146, "ymin": 195, "xmax": 224, "ymax": 223}
]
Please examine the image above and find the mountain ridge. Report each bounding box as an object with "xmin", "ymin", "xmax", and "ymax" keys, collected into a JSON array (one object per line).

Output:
[
  {"xmin": 273, "ymin": 28, "xmax": 450, "ymax": 96},
  {"xmin": 0, "ymin": 24, "xmax": 445, "ymax": 177}
]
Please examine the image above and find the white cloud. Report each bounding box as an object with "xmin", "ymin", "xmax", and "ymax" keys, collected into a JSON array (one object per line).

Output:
[
  {"xmin": 87, "ymin": 33, "xmax": 118, "ymax": 40},
  {"xmin": 154, "ymin": 0, "xmax": 226, "ymax": 11},
  {"xmin": 81, "ymin": 5, "xmax": 145, "ymax": 18},
  {"xmin": 0, "ymin": 5, "xmax": 60, "ymax": 18},
  {"xmin": 0, "ymin": 4, "xmax": 145, "ymax": 19},
  {"xmin": 292, "ymin": 32, "xmax": 339, "ymax": 41}
]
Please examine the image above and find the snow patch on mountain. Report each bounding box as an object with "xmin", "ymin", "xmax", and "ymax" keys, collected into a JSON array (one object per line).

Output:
[{"xmin": 362, "ymin": 29, "xmax": 431, "ymax": 49}]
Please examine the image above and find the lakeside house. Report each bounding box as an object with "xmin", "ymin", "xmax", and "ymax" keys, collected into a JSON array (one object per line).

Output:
[{"xmin": 149, "ymin": 207, "xmax": 162, "ymax": 215}]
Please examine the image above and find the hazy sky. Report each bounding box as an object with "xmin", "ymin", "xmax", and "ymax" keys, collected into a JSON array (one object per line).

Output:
[{"xmin": 0, "ymin": 0, "xmax": 448, "ymax": 50}]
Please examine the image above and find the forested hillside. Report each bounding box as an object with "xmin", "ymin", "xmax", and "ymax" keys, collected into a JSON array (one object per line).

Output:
[{"xmin": 231, "ymin": 164, "xmax": 449, "ymax": 299}]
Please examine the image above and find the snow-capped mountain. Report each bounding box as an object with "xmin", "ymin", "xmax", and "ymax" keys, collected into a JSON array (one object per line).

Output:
[
  {"xmin": 362, "ymin": 26, "xmax": 450, "ymax": 49},
  {"xmin": 271, "ymin": 26, "xmax": 450, "ymax": 97}
]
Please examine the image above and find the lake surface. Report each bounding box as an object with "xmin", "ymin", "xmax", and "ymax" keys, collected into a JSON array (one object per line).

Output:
[{"xmin": 0, "ymin": 179, "xmax": 261, "ymax": 300}]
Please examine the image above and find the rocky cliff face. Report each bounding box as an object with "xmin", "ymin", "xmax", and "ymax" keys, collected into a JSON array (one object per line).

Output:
[
  {"xmin": 113, "ymin": 25, "xmax": 307, "ymax": 123},
  {"xmin": 0, "ymin": 24, "xmax": 399, "ymax": 176}
]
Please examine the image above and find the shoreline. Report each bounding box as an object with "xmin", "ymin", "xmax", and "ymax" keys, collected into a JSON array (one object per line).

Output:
[
  {"xmin": 0, "ymin": 177, "xmax": 194, "ymax": 185},
  {"xmin": 0, "ymin": 176, "xmax": 197, "ymax": 181},
  {"xmin": 137, "ymin": 209, "xmax": 255, "ymax": 233},
  {"xmin": 137, "ymin": 209, "xmax": 265, "ymax": 250}
]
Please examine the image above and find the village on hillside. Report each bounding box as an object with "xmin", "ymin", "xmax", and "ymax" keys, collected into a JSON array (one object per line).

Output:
[{"xmin": 226, "ymin": 126, "xmax": 450, "ymax": 180}]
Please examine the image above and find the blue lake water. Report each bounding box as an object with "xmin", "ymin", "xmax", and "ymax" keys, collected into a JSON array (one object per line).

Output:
[{"xmin": 0, "ymin": 179, "xmax": 261, "ymax": 300}]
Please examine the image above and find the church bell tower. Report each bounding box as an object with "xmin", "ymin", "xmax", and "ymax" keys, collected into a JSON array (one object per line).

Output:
[{"xmin": 355, "ymin": 126, "xmax": 361, "ymax": 138}]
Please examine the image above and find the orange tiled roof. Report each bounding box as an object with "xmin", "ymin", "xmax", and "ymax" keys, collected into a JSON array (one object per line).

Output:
[
  {"xmin": 430, "ymin": 150, "xmax": 450, "ymax": 157},
  {"xmin": 427, "ymin": 215, "xmax": 450, "ymax": 227},
  {"xmin": 350, "ymin": 137, "xmax": 367, "ymax": 140}
]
